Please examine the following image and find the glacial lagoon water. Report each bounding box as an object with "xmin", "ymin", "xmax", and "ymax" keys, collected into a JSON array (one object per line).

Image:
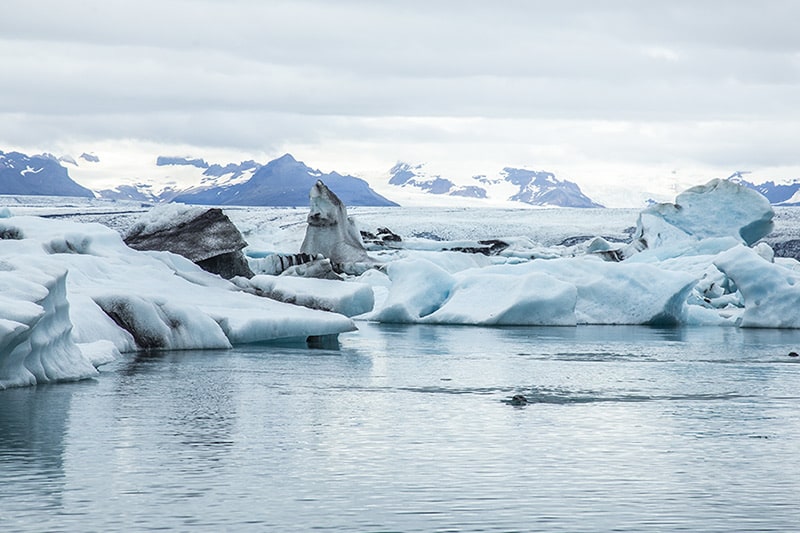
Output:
[{"xmin": 2, "ymin": 323, "xmax": 800, "ymax": 532}]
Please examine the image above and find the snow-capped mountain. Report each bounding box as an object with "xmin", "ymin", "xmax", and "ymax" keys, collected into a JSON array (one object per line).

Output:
[
  {"xmin": 389, "ymin": 163, "xmax": 488, "ymax": 199},
  {"xmin": 0, "ymin": 150, "xmax": 94, "ymax": 197},
  {"xmin": 171, "ymin": 153, "xmax": 398, "ymax": 207},
  {"xmin": 1, "ymin": 150, "xmax": 397, "ymax": 207},
  {"xmin": 93, "ymin": 183, "xmax": 181, "ymax": 203},
  {"xmin": 726, "ymin": 171, "xmax": 800, "ymax": 205},
  {"xmin": 388, "ymin": 162, "xmax": 602, "ymax": 207}
]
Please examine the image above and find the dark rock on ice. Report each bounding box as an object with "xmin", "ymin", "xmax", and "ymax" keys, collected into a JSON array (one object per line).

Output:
[
  {"xmin": 361, "ymin": 227, "xmax": 403, "ymax": 248},
  {"xmin": 770, "ymin": 240, "xmax": 800, "ymax": 262},
  {"xmin": 124, "ymin": 207, "xmax": 253, "ymax": 279},
  {"xmin": 447, "ymin": 239, "xmax": 509, "ymax": 256}
]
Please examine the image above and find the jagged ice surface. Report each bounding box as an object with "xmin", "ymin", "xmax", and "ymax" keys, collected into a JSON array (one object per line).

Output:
[{"xmin": 0, "ymin": 215, "xmax": 356, "ymax": 388}]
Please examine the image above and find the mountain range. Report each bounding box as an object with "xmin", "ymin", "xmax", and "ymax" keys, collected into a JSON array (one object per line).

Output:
[
  {"xmin": 0, "ymin": 151, "xmax": 397, "ymax": 207},
  {"xmin": 170, "ymin": 154, "xmax": 397, "ymax": 206},
  {"xmin": 726, "ymin": 172, "xmax": 800, "ymax": 206},
  {"xmin": 388, "ymin": 162, "xmax": 603, "ymax": 207},
  {"xmin": 0, "ymin": 150, "xmax": 94, "ymax": 198},
  {"xmin": 4, "ymin": 148, "xmax": 799, "ymax": 209}
]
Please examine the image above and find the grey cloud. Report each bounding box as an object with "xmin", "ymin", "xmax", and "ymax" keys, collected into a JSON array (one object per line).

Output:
[{"xmin": 1, "ymin": 0, "xmax": 799, "ymax": 181}]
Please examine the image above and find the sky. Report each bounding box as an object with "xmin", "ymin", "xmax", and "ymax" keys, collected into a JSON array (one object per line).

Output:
[{"xmin": 2, "ymin": 0, "xmax": 799, "ymax": 202}]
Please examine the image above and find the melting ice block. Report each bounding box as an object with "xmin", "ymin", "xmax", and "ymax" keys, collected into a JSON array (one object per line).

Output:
[
  {"xmin": 628, "ymin": 178, "xmax": 774, "ymax": 255},
  {"xmin": 0, "ymin": 267, "xmax": 100, "ymax": 389},
  {"xmin": 234, "ymin": 275, "xmax": 375, "ymax": 317},
  {"xmin": 300, "ymin": 180, "xmax": 373, "ymax": 269},
  {"xmin": 714, "ymin": 245, "xmax": 800, "ymax": 328},
  {"xmin": 0, "ymin": 214, "xmax": 357, "ymax": 387},
  {"xmin": 370, "ymin": 254, "xmax": 698, "ymax": 326}
]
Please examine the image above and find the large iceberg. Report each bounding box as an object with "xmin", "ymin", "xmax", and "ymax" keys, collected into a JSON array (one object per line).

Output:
[
  {"xmin": 300, "ymin": 180, "xmax": 374, "ymax": 270},
  {"xmin": 0, "ymin": 214, "xmax": 356, "ymax": 388},
  {"xmin": 626, "ymin": 178, "xmax": 774, "ymax": 256},
  {"xmin": 360, "ymin": 178, "xmax": 793, "ymax": 328},
  {"xmin": 124, "ymin": 204, "xmax": 254, "ymax": 279}
]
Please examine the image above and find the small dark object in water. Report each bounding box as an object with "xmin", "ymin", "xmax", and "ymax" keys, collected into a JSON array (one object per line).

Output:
[
  {"xmin": 510, "ymin": 394, "xmax": 529, "ymax": 406},
  {"xmin": 789, "ymin": 351, "xmax": 799, "ymax": 357}
]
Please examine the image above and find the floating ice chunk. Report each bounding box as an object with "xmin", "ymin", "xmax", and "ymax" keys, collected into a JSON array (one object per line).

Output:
[
  {"xmin": 627, "ymin": 179, "xmax": 774, "ymax": 256},
  {"xmin": 754, "ymin": 242, "xmax": 775, "ymax": 263},
  {"xmin": 0, "ymin": 269, "xmax": 102, "ymax": 389},
  {"xmin": 423, "ymin": 271, "xmax": 577, "ymax": 326},
  {"xmin": 370, "ymin": 253, "xmax": 695, "ymax": 326},
  {"xmin": 714, "ymin": 245, "xmax": 800, "ymax": 328},
  {"xmin": 300, "ymin": 180, "xmax": 373, "ymax": 268},
  {"xmin": 373, "ymin": 259, "xmax": 455, "ymax": 322},
  {"xmin": 125, "ymin": 206, "xmax": 253, "ymax": 279},
  {"xmin": 1, "ymin": 215, "xmax": 357, "ymax": 367},
  {"xmin": 234, "ymin": 275, "xmax": 374, "ymax": 317},
  {"xmin": 77, "ymin": 340, "xmax": 120, "ymax": 367},
  {"xmin": 509, "ymin": 258, "xmax": 697, "ymax": 325},
  {"xmin": 93, "ymin": 294, "xmax": 232, "ymax": 350}
]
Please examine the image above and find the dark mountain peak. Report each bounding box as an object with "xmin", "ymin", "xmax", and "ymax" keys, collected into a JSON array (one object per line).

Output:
[
  {"xmin": 0, "ymin": 149, "xmax": 94, "ymax": 197},
  {"xmin": 265, "ymin": 153, "xmax": 300, "ymax": 168},
  {"xmin": 276, "ymin": 153, "xmax": 297, "ymax": 163},
  {"xmin": 173, "ymin": 154, "xmax": 397, "ymax": 207},
  {"xmin": 725, "ymin": 172, "xmax": 800, "ymax": 204},
  {"xmin": 389, "ymin": 162, "xmax": 419, "ymax": 186},
  {"xmin": 501, "ymin": 167, "xmax": 557, "ymax": 187}
]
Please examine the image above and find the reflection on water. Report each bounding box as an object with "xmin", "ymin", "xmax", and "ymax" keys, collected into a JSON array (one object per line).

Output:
[
  {"xmin": 2, "ymin": 324, "xmax": 800, "ymax": 531},
  {"xmin": 0, "ymin": 384, "xmax": 75, "ymax": 520}
]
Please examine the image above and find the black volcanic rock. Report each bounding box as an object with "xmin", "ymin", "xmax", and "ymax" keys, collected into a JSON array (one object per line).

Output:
[
  {"xmin": 124, "ymin": 207, "xmax": 253, "ymax": 279},
  {"xmin": 173, "ymin": 154, "xmax": 398, "ymax": 207},
  {"xmin": 0, "ymin": 151, "xmax": 94, "ymax": 197}
]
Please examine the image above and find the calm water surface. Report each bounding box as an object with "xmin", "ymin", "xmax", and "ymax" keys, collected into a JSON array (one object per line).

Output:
[{"xmin": 2, "ymin": 323, "xmax": 800, "ymax": 532}]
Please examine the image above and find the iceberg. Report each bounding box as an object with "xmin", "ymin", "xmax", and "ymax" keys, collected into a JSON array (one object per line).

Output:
[
  {"xmin": 124, "ymin": 204, "xmax": 254, "ymax": 279},
  {"xmin": 233, "ymin": 274, "xmax": 374, "ymax": 317},
  {"xmin": 300, "ymin": 180, "xmax": 374, "ymax": 271},
  {"xmin": 364, "ymin": 178, "xmax": 788, "ymax": 328},
  {"xmin": 370, "ymin": 255, "xmax": 695, "ymax": 326},
  {"xmin": 0, "ymin": 214, "xmax": 356, "ymax": 388},
  {"xmin": 0, "ymin": 266, "xmax": 101, "ymax": 389},
  {"xmin": 714, "ymin": 245, "xmax": 800, "ymax": 328},
  {"xmin": 627, "ymin": 178, "xmax": 774, "ymax": 256}
]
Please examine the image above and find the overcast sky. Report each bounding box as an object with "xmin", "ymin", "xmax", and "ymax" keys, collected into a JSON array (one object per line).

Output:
[{"xmin": 2, "ymin": 0, "xmax": 799, "ymax": 197}]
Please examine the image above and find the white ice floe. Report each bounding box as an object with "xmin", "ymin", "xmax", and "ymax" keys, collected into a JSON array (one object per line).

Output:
[
  {"xmin": 714, "ymin": 245, "xmax": 800, "ymax": 328},
  {"xmin": 362, "ymin": 178, "xmax": 793, "ymax": 328},
  {"xmin": 627, "ymin": 178, "xmax": 774, "ymax": 255},
  {"xmin": 233, "ymin": 274, "xmax": 374, "ymax": 317},
  {"xmin": 0, "ymin": 267, "xmax": 100, "ymax": 389},
  {"xmin": 0, "ymin": 214, "xmax": 356, "ymax": 388},
  {"xmin": 4, "ymin": 177, "xmax": 800, "ymax": 388}
]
